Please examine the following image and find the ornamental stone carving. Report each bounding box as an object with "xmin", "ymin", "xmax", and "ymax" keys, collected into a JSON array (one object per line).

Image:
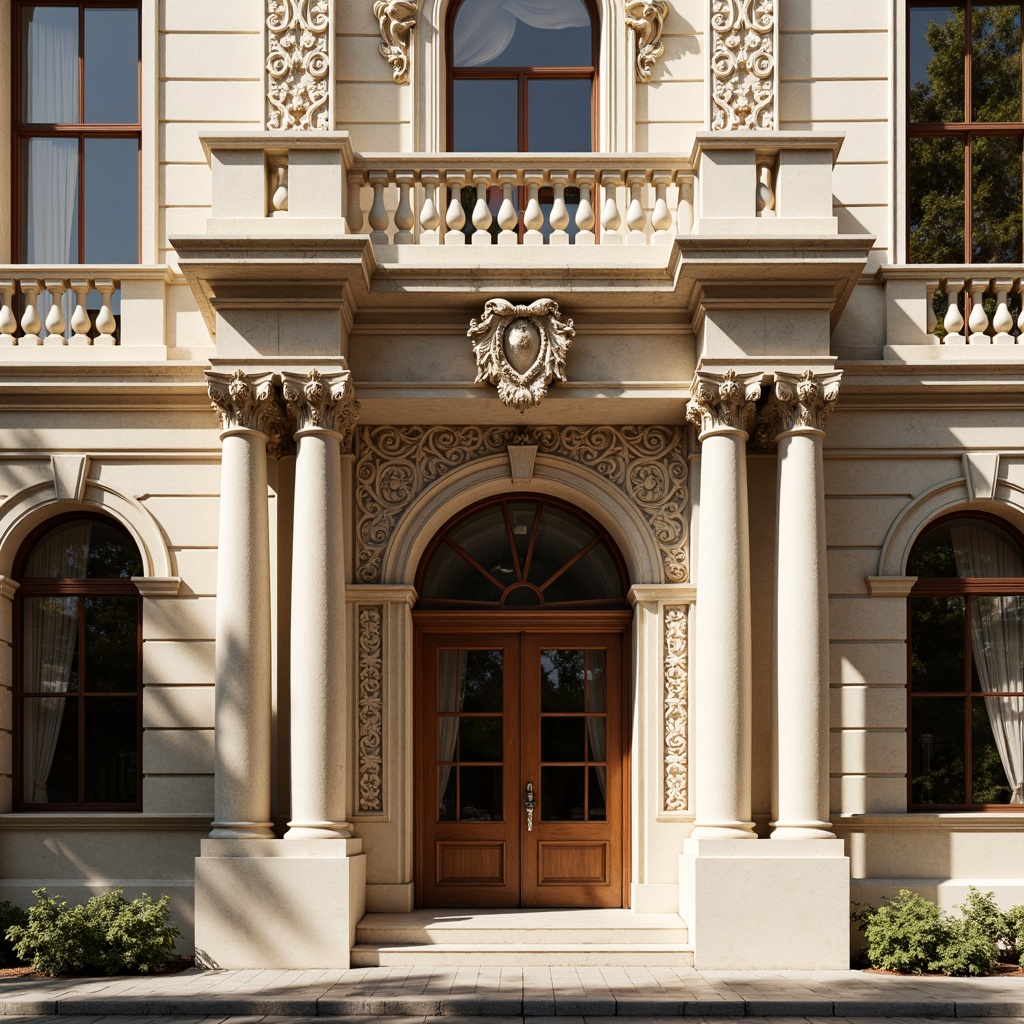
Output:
[
  {"xmin": 281, "ymin": 368, "xmax": 360, "ymax": 446},
  {"xmin": 206, "ymin": 369, "xmax": 280, "ymax": 435},
  {"xmin": 375, "ymin": 0, "xmax": 418, "ymax": 84},
  {"xmin": 266, "ymin": 0, "xmax": 331, "ymax": 130},
  {"xmin": 357, "ymin": 606, "xmax": 384, "ymax": 814},
  {"xmin": 664, "ymin": 606, "xmax": 688, "ymax": 812},
  {"xmin": 355, "ymin": 424, "xmax": 687, "ymax": 584},
  {"xmin": 469, "ymin": 299, "xmax": 574, "ymax": 413},
  {"xmin": 710, "ymin": 0, "xmax": 776, "ymax": 131},
  {"xmin": 766, "ymin": 369, "xmax": 842, "ymax": 438},
  {"xmin": 625, "ymin": 0, "xmax": 669, "ymax": 82},
  {"xmin": 686, "ymin": 369, "xmax": 763, "ymax": 438}
]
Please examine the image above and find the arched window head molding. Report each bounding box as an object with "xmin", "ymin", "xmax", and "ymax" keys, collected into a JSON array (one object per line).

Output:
[
  {"xmin": 415, "ymin": 0, "xmax": 634, "ymax": 152},
  {"xmin": 382, "ymin": 453, "xmax": 664, "ymax": 586}
]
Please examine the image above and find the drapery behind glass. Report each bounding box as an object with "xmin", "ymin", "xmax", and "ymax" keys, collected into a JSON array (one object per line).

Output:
[
  {"xmin": 21, "ymin": 523, "xmax": 92, "ymax": 802},
  {"xmin": 951, "ymin": 524, "xmax": 1024, "ymax": 803},
  {"xmin": 437, "ymin": 650, "xmax": 469, "ymax": 815},
  {"xmin": 454, "ymin": 0, "xmax": 590, "ymax": 67},
  {"xmin": 586, "ymin": 651, "xmax": 606, "ymax": 797}
]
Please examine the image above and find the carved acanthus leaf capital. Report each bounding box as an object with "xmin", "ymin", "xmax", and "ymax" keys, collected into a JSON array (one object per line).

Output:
[
  {"xmin": 282, "ymin": 368, "xmax": 360, "ymax": 446},
  {"xmin": 625, "ymin": 0, "xmax": 669, "ymax": 82},
  {"xmin": 686, "ymin": 369, "xmax": 762, "ymax": 438},
  {"xmin": 710, "ymin": 0, "xmax": 776, "ymax": 131},
  {"xmin": 374, "ymin": 0, "xmax": 418, "ymax": 84},
  {"xmin": 767, "ymin": 369, "xmax": 842, "ymax": 438},
  {"xmin": 266, "ymin": 0, "xmax": 331, "ymax": 130},
  {"xmin": 207, "ymin": 369, "xmax": 280, "ymax": 436}
]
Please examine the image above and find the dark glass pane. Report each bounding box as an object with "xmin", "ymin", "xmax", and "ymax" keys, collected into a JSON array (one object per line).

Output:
[
  {"xmin": 540, "ymin": 765, "xmax": 585, "ymax": 821},
  {"xmin": 448, "ymin": 506, "xmax": 516, "ymax": 586},
  {"xmin": 21, "ymin": 137, "xmax": 79, "ymax": 263},
  {"xmin": 527, "ymin": 507, "xmax": 596, "ymax": 589},
  {"xmin": 445, "ymin": 649, "xmax": 502, "ymax": 712},
  {"xmin": 528, "ymin": 80, "xmax": 592, "ymax": 151},
  {"xmin": 85, "ymin": 7, "xmax": 139, "ymax": 124},
  {"xmin": 541, "ymin": 649, "xmax": 585, "ymax": 711},
  {"xmin": 84, "ymin": 596, "xmax": 137, "ymax": 692},
  {"xmin": 588, "ymin": 766, "xmax": 606, "ymax": 819},
  {"xmin": 453, "ymin": 0, "xmax": 591, "ymax": 68},
  {"xmin": 585, "ymin": 715, "xmax": 605, "ymax": 761},
  {"xmin": 22, "ymin": 695, "xmax": 77, "ymax": 803},
  {"xmin": 504, "ymin": 584, "xmax": 543, "ymax": 606},
  {"xmin": 439, "ymin": 767, "xmax": 456, "ymax": 820},
  {"xmin": 458, "ymin": 716, "xmax": 502, "ymax": 761},
  {"xmin": 542, "ymin": 716, "xmax": 585, "ymax": 761},
  {"xmin": 21, "ymin": 5, "xmax": 80, "ymax": 123},
  {"xmin": 508, "ymin": 502, "xmax": 537, "ymax": 567},
  {"xmin": 972, "ymin": 5, "xmax": 1022, "ymax": 121},
  {"xmin": 587, "ymin": 651, "xmax": 607, "ymax": 712},
  {"xmin": 909, "ymin": 6, "xmax": 964, "ymax": 123},
  {"xmin": 909, "ymin": 517, "xmax": 1024, "ymax": 577},
  {"xmin": 909, "ymin": 135, "xmax": 965, "ymax": 263},
  {"xmin": 543, "ymin": 542, "xmax": 623, "ymax": 604},
  {"xmin": 421, "ymin": 541, "xmax": 504, "ymax": 604},
  {"xmin": 911, "ymin": 596, "xmax": 966, "ymax": 692},
  {"xmin": 24, "ymin": 518, "xmax": 142, "ymax": 579},
  {"xmin": 911, "ymin": 696, "xmax": 965, "ymax": 804},
  {"xmin": 22, "ymin": 596, "xmax": 80, "ymax": 696},
  {"xmin": 971, "ymin": 134, "xmax": 1022, "ymax": 262},
  {"xmin": 458, "ymin": 765, "xmax": 502, "ymax": 820},
  {"xmin": 972, "ymin": 697, "xmax": 1013, "ymax": 803},
  {"xmin": 452, "ymin": 80, "xmax": 518, "ymax": 152},
  {"xmin": 84, "ymin": 138, "xmax": 139, "ymax": 263},
  {"xmin": 84, "ymin": 696, "xmax": 136, "ymax": 803}
]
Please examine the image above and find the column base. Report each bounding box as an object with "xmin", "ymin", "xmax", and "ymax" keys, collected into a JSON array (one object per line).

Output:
[
  {"xmin": 208, "ymin": 822, "xmax": 275, "ymax": 839},
  {"xmin": 689, "ymin": 821, "xmax": 756, "ymax": 840},
  {"xmin": 194, "ymin": 838, "xmax": 365, "ymax": 968},
  {"xmin": 771, "ymin": 822, "xmax": 837, "ymax": 840},
  {"xmin": 283, "ymin": 821, "xmax": 353, "ymax": 840},
  {"xmin": 679, "ymin": 837, "xmax": 849, "ymax": 969}
]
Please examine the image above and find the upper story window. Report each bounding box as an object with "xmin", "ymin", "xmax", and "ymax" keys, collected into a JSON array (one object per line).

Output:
[
  {"xmin": 14, "ymin": 1, "xmax": 140, "ymax": 264},
  {"xmin": 15, "ymin": 514, "xmax": 143, "ymax": 810},
  {"xmin": 908, "ymin": 2, "xmax": 1023, "ymax": 263},
  {"xmin": 908, "ymin": 514, "xmax": 1024, "ymax": 810}
]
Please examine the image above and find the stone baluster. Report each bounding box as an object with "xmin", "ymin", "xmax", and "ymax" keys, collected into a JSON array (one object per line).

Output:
[
  {"xmin": 926, "ymin": 283, "xmax": 939, "ymax": 337},
  {"xmin": 496, "ymin": 171, "xmax": 518, "ymax": 245},
  {"xmin": 205, "ymin": 370, "xmax": 278, "ymax": 841},
  {"xmin": 651, "ymin": 172, "xmax": 673, "ymax": 243},
  {"xmin": 94, "ymin": 281, "xmax": 117, "ymax": 345},
  {"xmin": 626, "ymin": 172, "xmax": 647, "ymax": 244},
  {"xmin": 549, "ymin": 171, "xmax": 571, "ymax": 245},
  {"xmin": 1018, "ymin": 300, "xmax": 1024, "ymax": 343},
  {"xmin": 69, "ymin": 281, "xmax": 93, "ymax": 346},
  {"xmin": 677, "ymin": 176, "xmax": 695, "ymax": 235},
  {"xmin": 471, "ymin": 171, "xmax": 493, "ymax": 245},
  {"xmin": 394, "ymin": 172, "xmax": 415, "ymax": 244},
  {"xmin": 0, "ymin": 283, "xmax": 16, "ymax": 346},
  {"xmin": 523, "ymin": 171, "xmax": 545, "ymax": 246},
  {"xmin": 686, "ymin": 369, "xmax": 762, "ymax": 840},
  {"xmin": 19, "ymin": 281, "xmax": 42, "ymax": 346},
  {"xmin": 43, "ymin": 280, "xmax": 67, "ymax": 345},
  {"xmin": 574, "ymin": 171, "xmax": 596, "ymax": 246},
  {"xmin": 967, "ymin": 280, "xmax": 990, "ymax": 344},
  {"xmin": 992, "ymin": 280, "xmax": 1016, "ymax": 344},
  {"xmin": 270, "ymin": 158, "xmax": 288, "ymax": 214},
  {"xmin": 346, "ymin": 172, "xmax": 365, "ymax": 233},
  {"xmin": 942, "ymin": 280, "xmax": 966, "ymax": 344},
  {"xmin": 367, "ymin": 171, "xmax": 390, "ymax": 244},
  {"xmin": 757, "ymin": 161, "xmax": 776, "ymax": 217},
  {"xmin": 419, "ymin": 171, "xmax": 441, "ymax": 245},
  {"xmin": 281, "ymin": 368, "xmax": 359, "ymax": 840},
  {"xmin": 767, "ymin": 370, "xmax": 842, "ymax": 841},
  {"xmin": 600, "ymin": 171, "xmax": 624, "ymax": 245},
  {"xmin": 444, "ymin": 171, "xmax": 467, "ymax": 245}
]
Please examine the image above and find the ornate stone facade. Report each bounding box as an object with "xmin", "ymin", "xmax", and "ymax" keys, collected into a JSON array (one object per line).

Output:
[
  {"xmin": 710, "ymin": 0, "xmax": 776, "ymax": 131},
  {"xmin": 206, "ymin": 369, "xmax": 280, "ymax": 435},
  {"xmin": 357, "ymin": 606, "xmax": 385, "ymax": 814},
  {"xmin": 281, "ymin": 368, "xmax": 360, "ymax": 443},
  {"xmin": 355, "ymin": 424, "xmax": 688, "ymax": 584},
  {"xmin": 375, "ymin": 0, "xmax": 419, "ymax": 84},
  {"xmin": 663, "ymin": 606, "xmax": 688, "ymax": 813},
  {"xmin": 765, "ymin": 370, "xmax": 842, "ymax": 437},
  {"xmin": 686, "ymin": 369, "xmax": 763, "ymax": 438},
  {"xmin": 266, "ymin": 0, "xmax": 331, "ymax": 130},
  {"xmin": 625, "ymin": 0, "xmax": 669, "ymax": 81}
]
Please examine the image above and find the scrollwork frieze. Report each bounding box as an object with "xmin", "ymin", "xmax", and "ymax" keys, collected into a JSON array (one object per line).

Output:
[
  {"xmin": 266, "ymin": 0, "xmax": 331, "ymax": 130},
  {"xmin": 710, "ymin": 0, "xmax": 776, "ymax": 131},
  {"xmin": 663, "ymin": 605, "xmax": 688, "ymax": 812},
  {"xmin": 357, "ymin": 606, "xmax": 384, "ymax": 813}
]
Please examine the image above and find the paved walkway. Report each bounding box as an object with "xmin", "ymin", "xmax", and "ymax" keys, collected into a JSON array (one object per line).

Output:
[{"xmin": 0, "ymin": 967, "xmax": 1023, "ymax": 1018}]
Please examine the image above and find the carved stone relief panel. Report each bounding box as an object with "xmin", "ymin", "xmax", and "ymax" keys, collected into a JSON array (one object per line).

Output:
[
  {"xmin": 625, "ymin": 0, "xmax": 669, "ymax": 82},
  {"xmin": 357, "ymin": 605, "xmax": 384, "ymax": 813},
  {"xmin": 354, "ymin": 425, "xmax": 688, "ymax": 585},
  {"xmin": 663, "ymin": 605, "xmax": 688, "ymax": 812},
  {"xmin": 375, "ymin": 0, "xmax": 419, "ymax": 84},
  {"xmin": 710, "ymin": 0, "xmax": 776, "ymax": 131},
  {"xmin": 266, "ymin": 0, "xmax": 332, "ymax": 130}
]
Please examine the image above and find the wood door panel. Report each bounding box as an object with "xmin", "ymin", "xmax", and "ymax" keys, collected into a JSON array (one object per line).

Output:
[
  {"xmin": 436, "ymin": 841, "xmax": 507, "ymax": 885},
  {"xmin": 536, "ymin": 841, "xmax": 608, "ymax": 884}
]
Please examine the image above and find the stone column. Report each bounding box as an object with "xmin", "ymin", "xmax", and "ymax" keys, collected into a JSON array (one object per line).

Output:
[
  {"xmin": 767, "ymin": 370, "xmax": 842, "ymax": 840},
  {"xmin": 686, "ymin": 369, "xmax": 762, "ymax": 839},
  {"xmin": 281, "ymin": 368, "xmax": 359, "ymax": 840},
  {"xmin": 206, "ymin": 370, "xmax": 279, "ymax": 839}
]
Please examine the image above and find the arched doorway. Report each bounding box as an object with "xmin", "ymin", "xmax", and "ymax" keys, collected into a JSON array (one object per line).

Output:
[{"xmin": 413, "ymin": 494, "xmax": 631, "ymax": 908}]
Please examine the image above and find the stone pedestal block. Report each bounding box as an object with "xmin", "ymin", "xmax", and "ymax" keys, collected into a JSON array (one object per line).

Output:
[
  {"xmin": 194, "ymin": 838, "xmax": 365, "ymax": 968},
  {"xmin": 679, "ymin": 838, "xmax": 849, "ymax": 969}
]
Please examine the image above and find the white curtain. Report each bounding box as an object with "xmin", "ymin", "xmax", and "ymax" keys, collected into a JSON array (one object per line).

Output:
[
  {"xmin": 437, "ymin": 650, "xmax": 469, "ymax": 816},
  {"xmin": 586, "ymin": 651, "xmax": 607, "ymax": 801},
  {"xmin": 21, "ymin": 523, "xmax": 91, "ymax": 803},
  {"xmin": 454, "ymin": 0, "xmax": 590, "ymax": 67},
  {"xmin": 951, "ymin": 524, "xmax": 1024, "ymax": 803}
]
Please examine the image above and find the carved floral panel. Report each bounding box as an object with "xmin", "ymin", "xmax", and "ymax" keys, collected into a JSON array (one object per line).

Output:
[
  {"xmin": 663, "ymin": 606, "xmax": 688, "ymax": 812},
  {"xmin": 357, "ymin": 606, "xmax": 384, "ymax": 813},
  {"xmin": 266, "ymin": 0, "xmax": 331, "ymax": 130},
  {"xmin": 710, "ymin": 0, "xmax": 776, "ymax": 131}
]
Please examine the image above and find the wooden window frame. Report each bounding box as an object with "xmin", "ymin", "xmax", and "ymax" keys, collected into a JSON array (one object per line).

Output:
[
  {"xmin": 11, "ymin": 0, "xmax": 142, "ymax": 264},
  {"xmin": 907, "ymin": 511, "xmax": 1024, "ymax": 811},
  {"xmin": 13, "ymin": 511, "xmax": 143, "ymax": 811}
]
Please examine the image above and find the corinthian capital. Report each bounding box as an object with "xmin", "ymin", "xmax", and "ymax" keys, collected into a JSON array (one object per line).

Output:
[
  {"xmin": 207, "ymin": 369, "xmax": 280, "ymax": 435},
  {"xmin": 686, "ymin": 369, "xmax": 762, "ymax": 438},
  {"xmin": 282, "ymin": 368, "xmax": 360, "ymax": 446},
  {"xmin": 767, "ymin": 369, "xmax": 842, "ymax": 438}
]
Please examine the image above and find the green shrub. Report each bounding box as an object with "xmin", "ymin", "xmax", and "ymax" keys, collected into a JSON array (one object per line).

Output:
[
  {"xmin": 1004, "ymin": 904, "xmax": 1024, "ymax": 966},
  {"xmin": 855, "ymin": 888, "xmax": 944, "ymax": 973},
  {"xmin": 0, "ymin": 901, "xmax": 28, "ymax": 967},
  {"xmin": 6, "ymin": 888, "xmax": 180, "ymax": 976},
  {"xmin": 930, "ymin": 913, "xmax": 999, "ymax": 977}
]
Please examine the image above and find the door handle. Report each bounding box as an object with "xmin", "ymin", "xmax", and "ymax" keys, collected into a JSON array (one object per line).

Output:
[{"xmin": 524, "ymin": 781, "xmax": 535, "ymax": 832}]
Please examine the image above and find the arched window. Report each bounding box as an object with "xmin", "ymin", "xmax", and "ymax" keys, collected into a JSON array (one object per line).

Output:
[
  {"xmin": 14, "ymin": 514, "xmax": 143, "ymax": 809},
  {"xmin": 908, "ymin": 514, "xmax": 1024, "ymax": 809}
]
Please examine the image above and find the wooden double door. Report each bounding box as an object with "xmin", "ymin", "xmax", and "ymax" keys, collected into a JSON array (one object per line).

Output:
[{"xmin": 414, "ymin": 616, "xmax": 629, "ymax": 908}]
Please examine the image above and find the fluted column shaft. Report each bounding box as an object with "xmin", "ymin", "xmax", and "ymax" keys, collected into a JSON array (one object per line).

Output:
[
  {"xmin": 207, "ymin": 371, "xmax": 278, "ymax": 840},
  {"xmin": 769, "ymin": 370, "xmax": 842, "ymax": 840},
  {"xmin": 687, "ymin": 370, "xmax": 762, "ymax": 840},
  {"xmin": 282, "ymin": 369, "xmax": 359, "ymax": 840}
]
